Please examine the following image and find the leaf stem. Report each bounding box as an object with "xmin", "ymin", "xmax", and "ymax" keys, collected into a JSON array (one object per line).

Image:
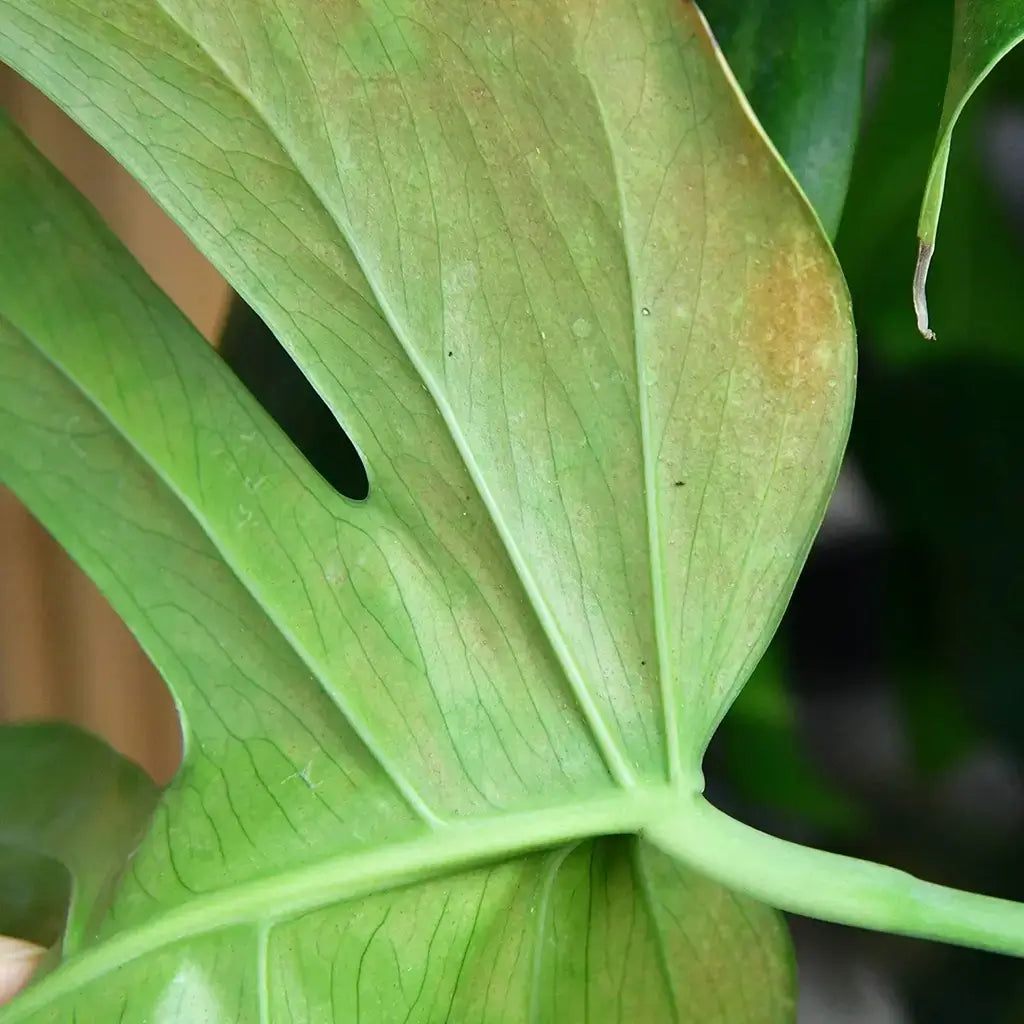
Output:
[{"xmin": 646, "ymin": 796, "xmax": 1024, "ymax": 958}]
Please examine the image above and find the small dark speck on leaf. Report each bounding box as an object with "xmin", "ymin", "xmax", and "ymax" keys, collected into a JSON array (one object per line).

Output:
[
  {"xmin": 674, "ymin": 481, "xmax": 685, "ymax": 487},
  {"xmin": 447, "ymin": 350, "xmax": 453, "ymax": 357},
  {"xmin": 641, "ymin": 660, "xmax": 646, "ymax": 666}
]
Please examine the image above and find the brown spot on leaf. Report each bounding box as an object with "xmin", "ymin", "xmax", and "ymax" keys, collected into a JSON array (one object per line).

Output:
[{"xmin": 741, "ymin": 224, "xmax": 847, "ymax": 405}]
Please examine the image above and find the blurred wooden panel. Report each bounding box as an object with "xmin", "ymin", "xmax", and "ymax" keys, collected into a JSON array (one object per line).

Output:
[
  {"xmin": 0, "ymin": 66, "xmax": 228, "ymax": 338},
  {"xmin": 0, "ymin": 67, "xmax": 232, "ymax": 782},
  {"xmin": 0, "ymin": 492, "xmax": 181, "ymax": 783}
]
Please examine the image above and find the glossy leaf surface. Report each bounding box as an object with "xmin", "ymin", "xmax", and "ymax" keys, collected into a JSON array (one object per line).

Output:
[
  {"xmin": 701, "ymin": 0, "xmax": 868, "ymax": 237},
  {"xmin": 0, "ymin": 0, "xmax": 855, "ymax": 1017},
  {"xmin": 914, "ymin": 0, "xmax": 1024, "ymax": 336}
]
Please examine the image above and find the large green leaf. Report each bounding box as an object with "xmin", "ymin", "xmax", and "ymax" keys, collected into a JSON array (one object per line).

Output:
[
  {"xmin": 700, "ymin": 0, "xmax": 868, "ymax": 237},
  {"xmin": 0, "ymin": 0, "xmax": 854, "ymax": 789},
  {"xmin": 0, "ymin": 101, "xmax": 798, "ymax": 1018},
  {"xmin": 1, "ymin": 0, "xmax": 1018, "ymax": 1017},
  {"xmin": 0, "ymin": 0, "xmax": 855, "ymax": 1004},
  {"xmin": 914, "ymin": 0, "xmax": 1024, "ymax": 337}
]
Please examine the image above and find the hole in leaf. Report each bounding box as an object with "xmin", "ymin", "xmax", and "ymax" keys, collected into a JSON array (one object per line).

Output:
[{"xmin": 218, "ymin": 296, "xmax": 370, "ymax": 501}]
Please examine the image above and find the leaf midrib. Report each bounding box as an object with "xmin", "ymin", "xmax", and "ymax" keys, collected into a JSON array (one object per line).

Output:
[
  {"xmin": 3, "ymin": 788, "xmax": 678, "ymax": 1020},
  {"xmin": 578, "ymin": 59, "xmax": 679, "ymax": 786}
]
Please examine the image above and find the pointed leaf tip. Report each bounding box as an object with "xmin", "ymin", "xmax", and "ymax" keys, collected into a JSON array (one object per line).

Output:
[
  {"xmin": 913, "ymin": 239, "xmax": 936, "ymax": 341},
  {"xmin": 914, "ymin": 4, "xmax": 1024, "ymax": 338}
]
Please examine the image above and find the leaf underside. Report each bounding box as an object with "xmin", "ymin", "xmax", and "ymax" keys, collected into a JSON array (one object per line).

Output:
[{"xmin": 0, "ymin": 0, "xmax": 853, "ymax": 1019}]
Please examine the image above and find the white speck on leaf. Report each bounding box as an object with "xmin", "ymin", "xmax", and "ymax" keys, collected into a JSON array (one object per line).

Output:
[{"xmin": 283, "ymin": 759, "xmax": 321, "ymax": 791}]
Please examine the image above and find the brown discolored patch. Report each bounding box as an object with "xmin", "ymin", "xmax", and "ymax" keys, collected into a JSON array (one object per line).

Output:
[
  {"xmin": 675, "ymin": 0, "xmax": 852, "ymax": 406},
  {"xmin": 740, "ymin": 222, "xmax": 849, "ymax": 406}
]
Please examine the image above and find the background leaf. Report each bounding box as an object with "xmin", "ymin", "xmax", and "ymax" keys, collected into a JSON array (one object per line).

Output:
[
  {"xmin": 0, "ymin": 723, "xmax": 158, "ymax": 952},
  {"xmin": 840, "ymin": 0, "xmax": 1024, "ymax": 365},
  {"xmin": 915, "ymin": 0, "xmax": 1024, "ymax": 336},
  {"xmin": 700, "ymin": 0, "xmax": 868, "ymax": 236}
]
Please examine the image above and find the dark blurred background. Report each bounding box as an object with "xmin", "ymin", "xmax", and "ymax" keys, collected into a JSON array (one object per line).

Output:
[{"xmin": 2, "ymin": 0, "xmax": 1023, "ymax": 1019}]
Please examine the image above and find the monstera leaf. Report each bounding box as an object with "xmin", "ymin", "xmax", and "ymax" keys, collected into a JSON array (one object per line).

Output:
[
  {"xmin": 914, "ymin": 0, "xmax": 1024, "ymax": 337},
  {"xmin": 1, "ymin": 1, "xmax": 1022, "ymax": 1020}
]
